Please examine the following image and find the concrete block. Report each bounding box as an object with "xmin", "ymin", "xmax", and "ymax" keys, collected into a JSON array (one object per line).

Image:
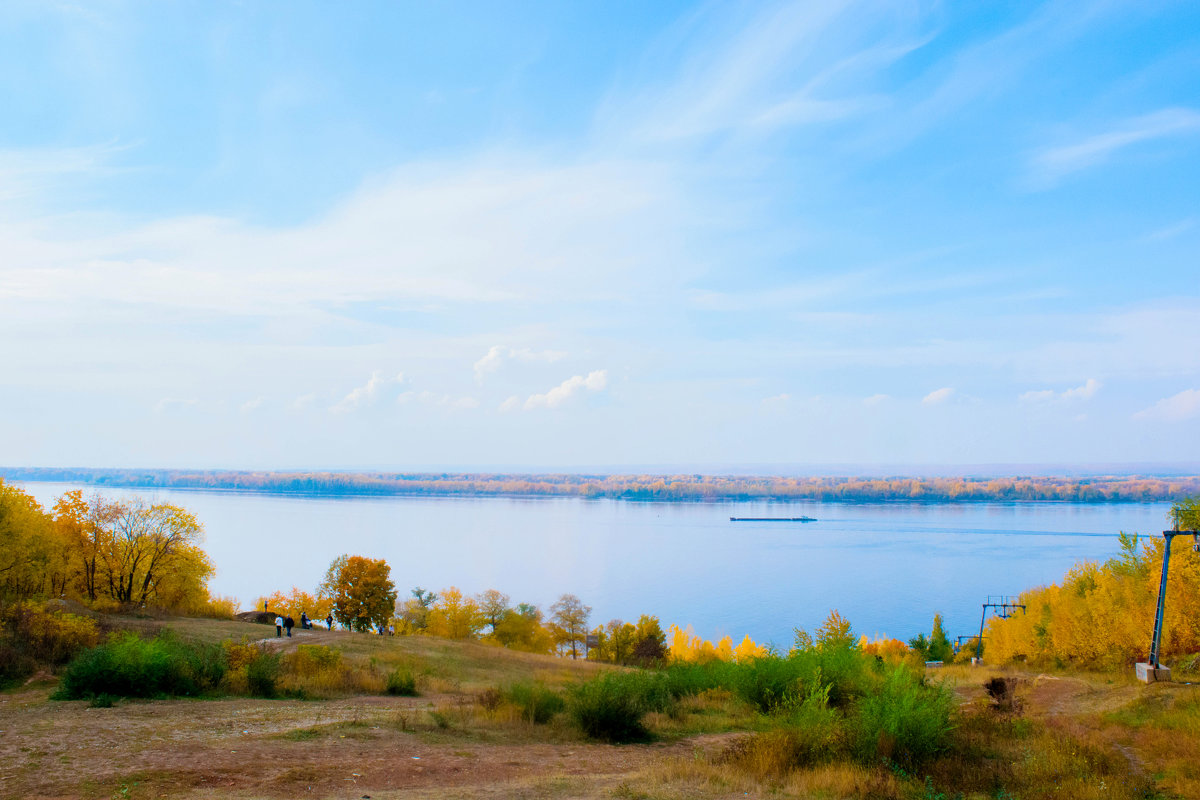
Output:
[{"xmin": 1135, "ymin": 662, "xmax": 1171, "ymax": 683}]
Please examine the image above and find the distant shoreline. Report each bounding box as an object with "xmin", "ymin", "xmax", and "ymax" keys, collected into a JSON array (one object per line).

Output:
[{"xmin": 3, "ymin": 467, "xmax": 1196, "ymax": 504}]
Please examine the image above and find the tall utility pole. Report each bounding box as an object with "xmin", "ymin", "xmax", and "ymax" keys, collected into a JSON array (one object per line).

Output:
[{"xmin": 1136, "ymin": 525, "xmax": 1200, "ymax": 683}]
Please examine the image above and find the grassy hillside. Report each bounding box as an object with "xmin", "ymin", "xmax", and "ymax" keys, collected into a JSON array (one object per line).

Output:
[{"xmin": 3, "ymin": 613, "xmax": 1199, "ymax": 799}]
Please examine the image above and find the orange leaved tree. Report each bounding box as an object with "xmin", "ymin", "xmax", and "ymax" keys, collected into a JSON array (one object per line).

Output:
[{"xmin": 319, "ymin": 555, "xmax": 397, "ymax": 632}]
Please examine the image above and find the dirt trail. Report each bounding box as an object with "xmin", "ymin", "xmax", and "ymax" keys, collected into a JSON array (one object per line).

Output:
[{"xmin": 0, "ymin": 685, "xmax": 738, "ymax": 800}]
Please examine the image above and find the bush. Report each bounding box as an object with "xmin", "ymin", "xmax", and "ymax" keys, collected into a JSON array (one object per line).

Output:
[
  {"xmin": 730, "ymin": 656, "xmax": 807, "ymax": 713},
  {"xmin": 506, "ymin": 681, "xmax": 565, "ymax": 723},
  {"xmin": 1, "ymin": 601, "xmax": 100, "ymax": 665},
  {"xmin": 852, "ymin": 667, "xmax": 954, "ymax": 768},
  {"xmin": 54, "ymin": 632, "xmax": 226, "ymax": 700},
  {"xmin": 385, "ymin": 667, "xmax": 418, "ymax": 697},
  {"xmin": 0, "ymin": 639, "xmax": 37, "ymax": 689},
  {"xmin": 569, "ymin": 671, "xmax": 673, "ymax": 742},
  {"xmin": 662, "ymin": 660, "xmax": 735, "ymax": 699},
  {"xmin": 246, "ymin": 650, "xmax": 280, "ymax": 698}
]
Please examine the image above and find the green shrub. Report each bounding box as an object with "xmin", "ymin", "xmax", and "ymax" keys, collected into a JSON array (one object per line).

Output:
[
  {"xmin": 246, "ymin": 650, "xmax": 280, "ymax": 698},
  {"xmin": 731, "ymin": 655, "xmax": 807, "ymax": 713},
  {"xmin": 662, "ymin": 660, "xmax": 736, "ymax": 698},
  {"xmin": 569, "ymin": 671, "xmax": 673, "ymax": 742},
  {"xmin": 505, "ymin": 681, "xmax": 565, "ymax": 723},
  {"xmin": 54, "ymin": 632, "xmax": 227, "ymax": 700},
  {"xmin": 852, "ymin": 666, "xmax": 953, "ymax": 768},
  {"xmin": 385, "ymin": 667, "xmax": 418, "ymax": 697}
]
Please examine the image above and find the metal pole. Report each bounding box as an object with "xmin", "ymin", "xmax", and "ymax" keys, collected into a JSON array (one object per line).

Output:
[
  {"xmin": 976, "ymin": 603, "xmax": 986, "ymax": 660},
  {"xmin": 1148, "ymin": 532, "xmax": 1175, "ymax": 668}
]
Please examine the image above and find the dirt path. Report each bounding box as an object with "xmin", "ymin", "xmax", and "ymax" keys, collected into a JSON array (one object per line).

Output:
[{"xmin": 0, "ymin": 683, "xmax": 737, "ymax": 800}]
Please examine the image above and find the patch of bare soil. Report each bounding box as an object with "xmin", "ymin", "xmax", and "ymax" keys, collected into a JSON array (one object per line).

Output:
[{"xmin": 0, "ymin": 686, "xmax": 736, "ymax": 800}]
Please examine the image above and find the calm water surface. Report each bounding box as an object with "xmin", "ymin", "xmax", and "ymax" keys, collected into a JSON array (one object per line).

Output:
[{"xmin": 17, "ymin": 481, "xmax": 1172, "ymax": 647}]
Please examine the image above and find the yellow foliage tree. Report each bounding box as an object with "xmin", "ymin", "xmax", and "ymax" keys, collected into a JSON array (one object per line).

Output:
[
  {"xmin": 986, "ymin": 516, "xmax": 1200, "ymax": 668},
  {"xmin": 426, "ymin": 587, "xmax": 484, "ymax": 639},
  {"xmin": 667, "ymin": 624, "xmax": 765, "ymax": 663}
]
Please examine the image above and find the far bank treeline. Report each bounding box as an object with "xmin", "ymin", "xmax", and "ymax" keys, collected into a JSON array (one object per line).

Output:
[{"xmin": 4, "ymin": 467, "xmax": 1199, "ymax": 502}]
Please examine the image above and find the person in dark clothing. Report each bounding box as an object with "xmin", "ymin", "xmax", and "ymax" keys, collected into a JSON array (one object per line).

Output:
[
  {"xmin": 300, "ymin": 612, "xmax": 309, "ymax": 629},
  {"xmin": 326, "ymin": 614, "xmax": 333, "ymax": 630},
  {"xmin": 284, "ymin": 615, "xmax": 294, "ymax": 637}
]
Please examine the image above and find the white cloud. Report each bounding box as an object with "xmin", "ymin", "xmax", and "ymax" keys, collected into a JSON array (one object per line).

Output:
[
  {"xmin": 762, "ymin": 393, "xmax": 791, "ymax": 407},
  {"xmin": 1019, "ymin": 378, "xmax": 1100, "ymax": 404},
  {"xmin": 330, "ymin": 371, "xmax": 404, "ymax": 414},
  {"xmin": 921, "ymin": 387, "xmax": 954, "ymax": 405},
  {"xmin": 291, "ymin": 393, "xmax": 317, "ymax": 411},
  {"xmin": 239, "ymin": 397, "xmax": 264, "ymax": 414},
  {"xmin": 1134, "ymin": 388, "xmax": 1200, "ymax": 422},
  {"xmin": 1029, "ymin": 108, "xmax": 1200, "ymax": 187},
  {"xmin": 498, "ymin": 396, "xmax": 521, "ymax": 413},
  {"xmin": 863, "ymin": 393, "xmax": 890, "ymax": 406},
  {"xmin": 472, "ymin": 345, "xmax": 567, "ymax": 382},
  {"xmin": 523, "ymin": 370, "xmax": 608, "ymax": 410}
]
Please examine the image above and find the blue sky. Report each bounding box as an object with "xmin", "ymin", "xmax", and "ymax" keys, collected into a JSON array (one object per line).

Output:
[{"xmin": 1, "ymin": 0, "xmax": 1198, "ymax": 470}]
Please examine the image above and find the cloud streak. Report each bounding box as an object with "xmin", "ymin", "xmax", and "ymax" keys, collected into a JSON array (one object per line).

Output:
[
  {"xmin": 1029, "ymin": 107, "xmax": 1200, "ymax": 187},
  {"xmin": 473, "ymin": 345, "xmax": 567, "ymax": 382}
]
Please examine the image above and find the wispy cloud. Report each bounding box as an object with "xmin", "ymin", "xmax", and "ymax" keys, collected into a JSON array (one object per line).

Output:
[
  {"xmin": 1019, "ymin": 378, "xmax": 1100, "ymax": 404},
  {"xmin": 472, "ymin": 345, "xmax": 567, "ymax": 382},
  {"xmin": 239, "ymin": 397, "xmax": 264, "ymax": 414},
  {"xmin": 330, "ymin": 371, "xmax": 404, "ymax": 414},
  {"xmin": 863, "ymin": 393, "xmax": 889, "ymax": 406},
  {"xmin": 522, "ymin": 370, "xmax": 609, "ymax": 411},
  {"xmin": 1134, "ymin": 388, "xmax": 1200, "ymax": 422},
  {"xmin": 1029, "ymin": 107, "xmax": 1200, "ymax": 188},
  {"xmin": 921, "ymin": 387, "xmax": 954, "ymax": 406}
]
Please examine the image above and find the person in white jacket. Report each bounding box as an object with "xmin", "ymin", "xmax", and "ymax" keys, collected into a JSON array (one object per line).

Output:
[{"xmin": 274, "ymin": 615, "xmax": 283, "ymax": 637}]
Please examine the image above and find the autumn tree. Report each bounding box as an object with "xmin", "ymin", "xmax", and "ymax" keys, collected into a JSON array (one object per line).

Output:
[
  {"xmin": 492, "ymin": 603, "xmax": 554, "ymax": 653},
  {"xmin": 0, "ymin": 481, "xmax": 57, "ymax": 600},
  {"xmin": 477, "ymin": 589, "xmax": 511, "ymax": 635},
  {"xmin": 95, "ymin": 500, "xmax": 209, "ymax": 607},
  {"xmin": 323, "ymin": 555, "xmax": 397, "ymax": 632},
  {"xmin": 426, "ymin": 587, "xmax": 484, "ymax": 639},
  {"xmin": 395, "ymin": 586, "xmax": 438, "ymax": 634},
  {"xmin": 631, "ymin": 614, "xmax": 668, "ymax": 663},
  {"xmin": 549, "ymin": 593, "xmax": 591, "ymax": 659},
  {"xmin": 815, "ymin": 610, "xmax": 856, "ymax": 651}
]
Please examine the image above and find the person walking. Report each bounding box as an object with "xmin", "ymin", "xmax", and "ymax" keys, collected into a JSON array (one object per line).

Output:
[
  {"xmin": 274, "ymin": 615, "xmax": 283, "ymax": 637},
  {"xmin": 284, "ymin": 615, "xmax": 294, "ymax": 637},
  {"xmin": 300, "ymin": 611, "xmax": 309, "ymax": 630},
  {"xmin": 326, "ymin": 614, "xmax": 333, "ymax": 631}
]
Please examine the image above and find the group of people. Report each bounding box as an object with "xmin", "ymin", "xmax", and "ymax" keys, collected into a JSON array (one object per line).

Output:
[{"xmin": 271, "ymin": 610, "xmax": 336, "ymax": 637}]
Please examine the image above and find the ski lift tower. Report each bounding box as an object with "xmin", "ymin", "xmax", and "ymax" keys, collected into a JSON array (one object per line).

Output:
[
  {"xmin": 1135, "ymin": 522, "xmax": 1200, "ymax": 683},
  {"xmin": 974, "ymin": 595, "xmax": 1025, "ymax": 663}
]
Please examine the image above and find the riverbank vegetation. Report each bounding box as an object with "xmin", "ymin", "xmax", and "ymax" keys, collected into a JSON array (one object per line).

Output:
[{"xmin": 5, "ymin": 466, "xmax": 1199, "ymax": 502}]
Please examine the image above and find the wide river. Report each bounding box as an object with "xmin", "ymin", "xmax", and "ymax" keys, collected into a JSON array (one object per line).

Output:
[{"xmin": 16, "ymin": 481, "xmax": 1173, "ymax": 649}]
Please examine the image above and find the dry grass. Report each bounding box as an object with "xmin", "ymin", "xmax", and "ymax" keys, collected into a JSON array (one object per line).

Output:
[{"xmin": 10, "ymin": 614, "xmax": 1200, "ymax": 799}]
